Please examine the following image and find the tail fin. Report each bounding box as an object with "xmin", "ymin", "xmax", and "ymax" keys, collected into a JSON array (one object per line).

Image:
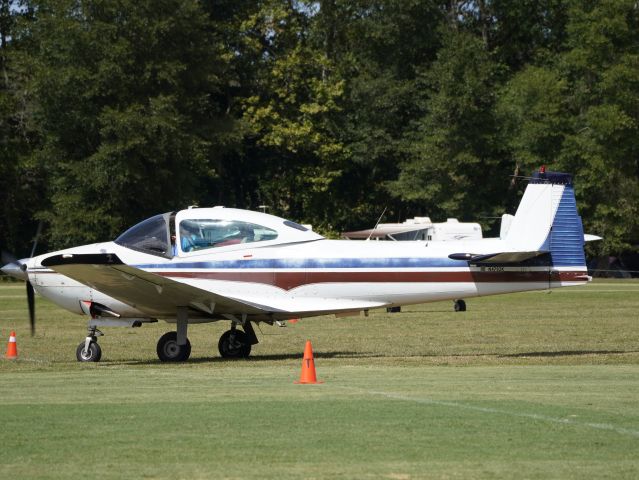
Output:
[{"xmin": 504, "ymin": 170, "xmax": 586, "ymax": 268}]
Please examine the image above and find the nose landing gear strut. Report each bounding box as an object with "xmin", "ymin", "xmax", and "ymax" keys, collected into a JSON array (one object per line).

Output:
[{"xmin": 76, "ymin": 325, "xmax": 103, "ymax": 362}]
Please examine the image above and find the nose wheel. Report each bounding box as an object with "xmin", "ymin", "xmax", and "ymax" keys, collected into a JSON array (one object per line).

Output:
[
  {"xmin": 76, "ymin": 326, "xmax": 103, "ymax": 362},
  {"xmin": 76, "ymin": 339, "xmax": 102, "ymax": 362}
]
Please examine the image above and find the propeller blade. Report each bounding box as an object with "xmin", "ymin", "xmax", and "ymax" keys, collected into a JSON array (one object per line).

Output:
[
  {"xmin": 30, "ymin": 220, "xmax": 43, "ymax": 258},
  {"xmin": 27, "ymin": 280, "xmax": 35, "ymax": 336}
]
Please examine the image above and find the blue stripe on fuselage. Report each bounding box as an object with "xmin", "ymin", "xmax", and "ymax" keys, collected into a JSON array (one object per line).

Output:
[{"xmin": 134, "ymin": 257, "xmax": 464, "ymax": 270}]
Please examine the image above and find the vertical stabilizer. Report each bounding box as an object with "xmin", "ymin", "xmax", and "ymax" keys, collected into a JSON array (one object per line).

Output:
[{"xmin": 504, "ymin": 170, "xmax": 586, "ymax": 268}]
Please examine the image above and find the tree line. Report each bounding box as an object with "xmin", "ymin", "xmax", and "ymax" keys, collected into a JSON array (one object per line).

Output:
[{"xmin": 1, "ymin": 0, "xmax": 638, "ymax": 258}]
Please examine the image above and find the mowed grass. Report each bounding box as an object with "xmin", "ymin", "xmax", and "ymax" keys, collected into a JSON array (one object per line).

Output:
[{"xmin": 0, "ymin": 280, "xmax": 638, "ymax": 479}]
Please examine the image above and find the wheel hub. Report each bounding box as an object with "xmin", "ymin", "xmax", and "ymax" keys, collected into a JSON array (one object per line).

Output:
[{"xmin": 164, "ymin": 342, "xmax": 180, "ymax": 358}]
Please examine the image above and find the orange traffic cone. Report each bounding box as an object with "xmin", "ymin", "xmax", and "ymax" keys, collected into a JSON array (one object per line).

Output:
[
  {"xmin": 5, "ymin": 331, "xmax": 17, "ymax": 359},
  {"xmin": 295, "ymin": 340, "xmax": 323, "ymax": 384}
]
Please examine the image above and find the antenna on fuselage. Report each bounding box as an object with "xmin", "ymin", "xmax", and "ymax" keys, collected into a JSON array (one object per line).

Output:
[{"xmin": 366, "ymin": 207, "xmax": 387, "ymax": 241}]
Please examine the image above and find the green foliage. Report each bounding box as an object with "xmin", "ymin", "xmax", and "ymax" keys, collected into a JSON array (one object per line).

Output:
[
  {"xmin": 558, "ymin": 1, "xmax": 639, "ymax": 254},
  {"xmin": 497, "ymin": 66, "xmax": 568, "ymax": 169},
  {"xmin": 0, "ymin": 1, "xmax": 45, "ymax": 256},
  {"xmin": 20, "ymin": 0, "xmax": 230, "ymax": 247},
  {"xmin": 496, "ymin": 0, "xmax": 639, "ymax": 253},
  {"xmin": 389, "ymin": 28, "xmax": 506, "ymax": 224},
  {"xmin": 314, "ymin": 0, "xmax": 444, "ymax": 229},
  {"xmin": 0, "ymin": 0, "xmax": 638, "ymax": 254}
]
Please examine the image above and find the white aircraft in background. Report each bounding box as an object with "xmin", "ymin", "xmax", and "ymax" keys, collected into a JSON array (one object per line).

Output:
[{"xmin": 1, "ymin": 168, "xmax": 590, "ymax": 362}]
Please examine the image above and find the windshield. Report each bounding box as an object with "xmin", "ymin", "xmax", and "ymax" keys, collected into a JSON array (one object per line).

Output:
[
  {"xmin": 115, "ymin": 213, "xmax": 172, "ymax": 257},
  {"xmin": 180, "ymin": 219, "xmax": 278, "ymax": 252}
]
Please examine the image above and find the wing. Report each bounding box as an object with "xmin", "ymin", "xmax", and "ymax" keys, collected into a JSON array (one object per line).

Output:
[
  {"xmin": 41, "ymin": 253, "xmax": 387, "ymax": 318},
  {"xmin": 42, "ymin": 253, "xmax": 274, "ymax": 317}
]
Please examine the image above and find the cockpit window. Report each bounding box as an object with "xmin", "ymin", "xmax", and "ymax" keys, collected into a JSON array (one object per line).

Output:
[
  {"xmin": 180, "ymin": 219, "xmax": 278, "ymax": 252},
  {"xmin": 115, "ymin": 213, "xmax": 172, "ymax": 257}
]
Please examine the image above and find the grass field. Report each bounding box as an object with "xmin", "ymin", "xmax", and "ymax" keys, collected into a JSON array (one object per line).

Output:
[{"xmin": 0, "ymin": 280, "xmax": 638, "ymax": 479}]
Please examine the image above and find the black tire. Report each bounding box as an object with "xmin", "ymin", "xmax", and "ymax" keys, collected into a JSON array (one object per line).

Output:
[
  {"xmin": 454, "ymin": 299, "xmax": 467, "ymax": 312},
  {"xmin": 156, "ymin": 331, "xmax": 191, "ymax": 362},
  {"xmin": 218, "ymin": 329, "xmax": 251, "ymax": 359},
  {"xmin": 76, "ymin": 341, "xmax": 102, "ymax": 362}
]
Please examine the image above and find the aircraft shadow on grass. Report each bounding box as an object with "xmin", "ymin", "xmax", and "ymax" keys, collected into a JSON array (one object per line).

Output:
[
  {"xmin": 499, "ymin": 349, "xmax": 631, "ymax": 358},
  {"xmin": 108, "ymin": 349, "xmax": 637, "ymax": 365},
  {"xmin": 113, "ymin": 351, "xmax": 383, "ymax": 365}
]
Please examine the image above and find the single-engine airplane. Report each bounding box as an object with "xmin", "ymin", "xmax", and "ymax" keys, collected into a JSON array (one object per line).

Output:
[{"xmin": 1, "ymin": 169, "xmax": 590, "ymax": 362}]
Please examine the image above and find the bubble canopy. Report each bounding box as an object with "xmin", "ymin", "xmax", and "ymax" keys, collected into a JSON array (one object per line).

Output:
[{"xmin": 115, "ymin": 207, "xmax": 323, "ymax": 258}]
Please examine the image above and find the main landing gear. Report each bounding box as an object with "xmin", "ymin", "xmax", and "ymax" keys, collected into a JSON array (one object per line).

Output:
[
  {"xmin": 157, "ymin": 331, "xmax": 192, "ymax": 362},
  {"xmin": 154, "ymin": 321, "xmax": 257, "ymax": 362},
  {"xmin": 154, "ymin": 323, "xmax": 256, "ymax": 362},
  {"xmin": 155, "ymin": 306, "xmax": 192, "ymax": 362},
  {"xmin": 218, "ymin": 324, "xmax": 252, "ymax": 358}
]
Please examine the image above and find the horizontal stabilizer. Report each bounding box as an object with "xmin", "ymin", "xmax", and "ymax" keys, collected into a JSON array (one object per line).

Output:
[{"xmin": 449, "ymin": 251, "xmax": 548, "ymax": 265}]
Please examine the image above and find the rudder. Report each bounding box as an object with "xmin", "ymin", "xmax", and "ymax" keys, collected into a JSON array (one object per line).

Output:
[{"xmin": 505, "ymin": 169, "xmax": 586, "ymax": 269}]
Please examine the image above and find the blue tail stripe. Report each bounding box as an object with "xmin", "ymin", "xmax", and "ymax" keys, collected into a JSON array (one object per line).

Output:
[{"xmin": 550, "ymin": 186, "xmax": 586, "ymax": 267}]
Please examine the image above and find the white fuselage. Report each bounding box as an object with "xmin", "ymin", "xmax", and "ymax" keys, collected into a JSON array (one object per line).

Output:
[{"xmin": 28, "ymin": 235, "xmax": 587, "ymax": 321}]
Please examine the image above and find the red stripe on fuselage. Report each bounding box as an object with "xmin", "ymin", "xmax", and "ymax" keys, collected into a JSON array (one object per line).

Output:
[{"xmin": 155, "ymin": 270, "xmax": 586, "ymax": 290}]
